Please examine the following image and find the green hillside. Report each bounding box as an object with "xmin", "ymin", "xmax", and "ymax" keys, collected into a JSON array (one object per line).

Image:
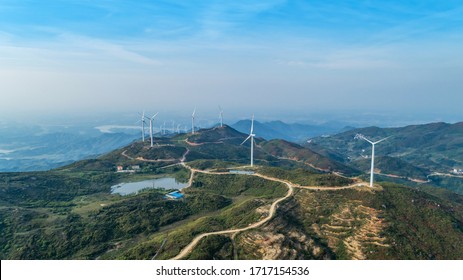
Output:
[
  {"xmin": 261, "ymin": 139, "xmax": 360, "ymax": 175},
  {"xmin": 308, "ymin": 122, "xmax": 463, "ymax": 194},
  {"xmin": 352, "ymin": 156, "xmax": 430, "ymax": 181},
  {"xmin": 309, "ymin": 122, "xmax": 463, "ymax": 171},
  {"xmin": 1, "ymin": 124, "xmax": 462, "ymax": 260}
]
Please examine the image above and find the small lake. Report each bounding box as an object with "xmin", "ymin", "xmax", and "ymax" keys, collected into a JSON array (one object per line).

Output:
[
  {"xmin": 111, "ymin": 177, "xmax": 188, "ymax": 195},
  {"xmin": 229, "ymin": 170, "xmax": 255, "ymax": 175}
]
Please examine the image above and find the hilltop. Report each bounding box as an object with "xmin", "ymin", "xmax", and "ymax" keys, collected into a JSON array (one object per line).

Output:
[{"xmin": 0, "ymin": 124, "xmax": 462, "ymax": 260}]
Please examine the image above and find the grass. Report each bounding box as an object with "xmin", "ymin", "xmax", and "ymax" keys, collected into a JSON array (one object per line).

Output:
[
  {"xmin": 186, "ymin": 235, "xmax": 234, "ymax": 260},
  {"xmin": 117, "ymin": 198, "xmax": 264, "ymax": 259},
  {"xmin": 258, "ymin": 166, "xmax": 354, "ymax": 186},
  {"xmin": 189, "ymin": 173, "xmax": 287, "ymax": 198}
]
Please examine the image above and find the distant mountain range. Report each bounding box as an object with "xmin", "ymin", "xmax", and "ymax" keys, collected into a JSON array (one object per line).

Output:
[{"xmin": 0, "ymin": 132, "xmax": 138, "ymax": 172}]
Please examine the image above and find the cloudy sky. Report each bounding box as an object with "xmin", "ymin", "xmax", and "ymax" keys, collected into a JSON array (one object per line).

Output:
[{"xmin": 1, "ymin": 0, "xmax": 462, "ymax": 122}]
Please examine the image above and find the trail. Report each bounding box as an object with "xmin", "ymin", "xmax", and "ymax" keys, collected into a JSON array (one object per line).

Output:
[
  {"xmin": 169, "ymin": 167, "xmax": 367, "ymax": 260},
  {"xmin": 170, "ymin": 173, "xmax": 294, "ymax": 260},
  {"xmin": 122, "ymin": 145, "xmax": 366, "ymax": 260},
  {"xmin": 121, "ymin": 150, "xmax": 134, "ymax": 160},
  {"xmin": 122, "ymin": 149, "xmax": 175, "ymax": 162},
  {"xmin": 296, "ymin": 182, "xmax": 368, "ymax": 191},
  {"xmin": 267, "ymin": 155, "xmax": 330, "ymax": 173},
  {"xmin": 428, "ymin": 172, "xmax": 463, "ymax": 179},
  {"xmin": 121, "ymin": 149, "xmax": 184, "ymax": 163},
  {"xmin": 152, "ymin": 238, "xmax": 167, "ymax": 260},
  {"xmin": 376, "ymin": 172, "xmax": 430, "ymax": 183}
]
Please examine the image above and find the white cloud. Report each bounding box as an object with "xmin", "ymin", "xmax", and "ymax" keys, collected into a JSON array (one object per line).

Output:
[{"xmin": 58, "ymin": 33, "xmax": 163, "ymax": 66}]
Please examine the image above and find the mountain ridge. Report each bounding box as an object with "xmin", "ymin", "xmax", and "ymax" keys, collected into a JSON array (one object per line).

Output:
[{"xmin": 1, "ymin": 123, "xmax": 462, "ymax": 260}]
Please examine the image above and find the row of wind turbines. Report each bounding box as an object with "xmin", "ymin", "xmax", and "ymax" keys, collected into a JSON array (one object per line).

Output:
[
  {"xmin": 136, "ymin": 108, "xmax": 390, "ymax": 188},
  {"xmin": 137, "ymin": 107, "xmax": 225, "ymax": 147}
]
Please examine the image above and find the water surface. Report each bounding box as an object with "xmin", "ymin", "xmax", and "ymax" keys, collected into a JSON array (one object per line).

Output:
[{"xmin": 111, "ymin": 177, "xmax": 187, "ymax": 195}]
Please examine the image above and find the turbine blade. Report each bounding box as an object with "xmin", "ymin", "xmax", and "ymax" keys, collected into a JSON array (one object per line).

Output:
[
  {"xmin": 250, "ymin": 114, "xmax": 254, "ymax": 134},
  {"xmin": 357, "ymin": 134, "xmax": 374, "ymax": 144},
  {"xmin": 240, "ymin": 135, "xmax": 252, "ymax": 145},
  {"xmin": 373, "ymin": 136, "xmax": 392, "ymax": 144}
]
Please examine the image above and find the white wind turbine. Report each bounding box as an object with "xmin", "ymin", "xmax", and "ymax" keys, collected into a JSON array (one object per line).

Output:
[
  {"xmin": 136, "ymin": 111, "xmax": 147, "ymax": 142},
  {"xmin": 149, "ymin": 112, "xmax": 158, "ymax": 147},
  {"xmin": 218, "ymin": 106, "xmax": 224, "ymax": 127},
  {"xmin": 355, "ymin": 134, "xmax": 391, "ymax": 187},
  {"xmin": 191, "ymin": 108, "xmax": 196, "ymax": 134},
  {"xmin": 241, "ymin": 114, "xmax": 256, "ymax": 167}
]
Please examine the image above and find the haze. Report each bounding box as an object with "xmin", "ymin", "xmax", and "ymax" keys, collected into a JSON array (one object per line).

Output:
[{"xmin": 1, "ymin": 1, "xmax": 462, "ymax": 123}]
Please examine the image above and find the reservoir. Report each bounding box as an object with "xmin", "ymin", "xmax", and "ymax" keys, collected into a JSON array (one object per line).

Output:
[{"xmin": 111, "ymin": 177, "xmax": 188, "ymax": 195}]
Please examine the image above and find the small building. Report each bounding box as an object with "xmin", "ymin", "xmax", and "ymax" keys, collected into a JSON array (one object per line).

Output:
[
  {"xmin": 116, "ymin": 166, "xmax": 135, "ymax": 173},
  {"xmin": 131, "ymin": 165, "xmax": 141, "ymax": 171},
  {"xmin": 165, "ymin": 191, "xmax": 184, "ymax": 200}
]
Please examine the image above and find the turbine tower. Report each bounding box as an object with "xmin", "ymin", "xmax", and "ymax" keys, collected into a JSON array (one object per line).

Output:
[
  {"xmin": 191, "ymin": 108, "xmax": 196, "ymax": 134},
  {"xmin": 355, "ymin": 134, "xmax": 391, "ymax": 187},
  {"xmin": 149, "ymin": 112, "xmax": 158, "ymax": 147},
  {"xmin": 241, "ymin": 114, "xmax": 256, "ymax": 167},
  {"xmin": 137, "ymin": 111, "xmax": 147, "ymax": 142},
  {"xmin": 219, "ymin": 106, "xmax": 224, "ymax": 127}
]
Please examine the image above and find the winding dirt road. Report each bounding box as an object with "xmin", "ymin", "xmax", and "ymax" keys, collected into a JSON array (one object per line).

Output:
[
  {"xmin": 170, "ymin": 173, "xmax": 294, "ymax": 260},
  {"xmin": 169, "ymin": 167, "xmax": 366, "ymax": 259},
  {"xmin": 122, "ymin": 145, "xmax": 365, "ymax": 260}
]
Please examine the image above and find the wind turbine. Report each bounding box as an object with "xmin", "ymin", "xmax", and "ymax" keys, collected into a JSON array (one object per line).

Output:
[
  {"xmin": 218, "ymin": 106, "xmax": 224, "ymax": 127},
  {"xmin": 191, "ymin": 108, "xmax": 196, "ymax": 134},
  {"xmin": 136, "ymin": 111, "xmax": 147, "ymax": 142},
  {"xmin": 149, "ymin": 112, "xmax": 158, "ymax": 147},
  {"xmin": 355, "ymin": 134, "xmax": 391, "ymax": 187},
  {"xmin": 241, "ymin": 114, "xmax": 256, "ymax": 167}
]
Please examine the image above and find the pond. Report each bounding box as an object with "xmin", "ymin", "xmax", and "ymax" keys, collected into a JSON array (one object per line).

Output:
[
  {"xmin": 111, "ymin": 177, "xmax": 188, "ymax": 195},
  {"xmin": 229, "ymin": 170, "xmax": 255, "ymax": 175}
]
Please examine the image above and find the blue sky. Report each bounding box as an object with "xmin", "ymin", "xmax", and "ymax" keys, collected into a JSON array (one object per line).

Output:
[{"xmin": 1, "ymin": 1, "xmax": 462, "ymax": 122}]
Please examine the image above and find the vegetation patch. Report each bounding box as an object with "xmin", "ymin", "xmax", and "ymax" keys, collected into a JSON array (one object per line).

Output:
[
  {"xmin": 190, "ymin": 173, "xmax": 287, "ymax": 198},
  {"xmin": 258, "ymin": 166, "xmax": 354, "ymax": 186}
]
